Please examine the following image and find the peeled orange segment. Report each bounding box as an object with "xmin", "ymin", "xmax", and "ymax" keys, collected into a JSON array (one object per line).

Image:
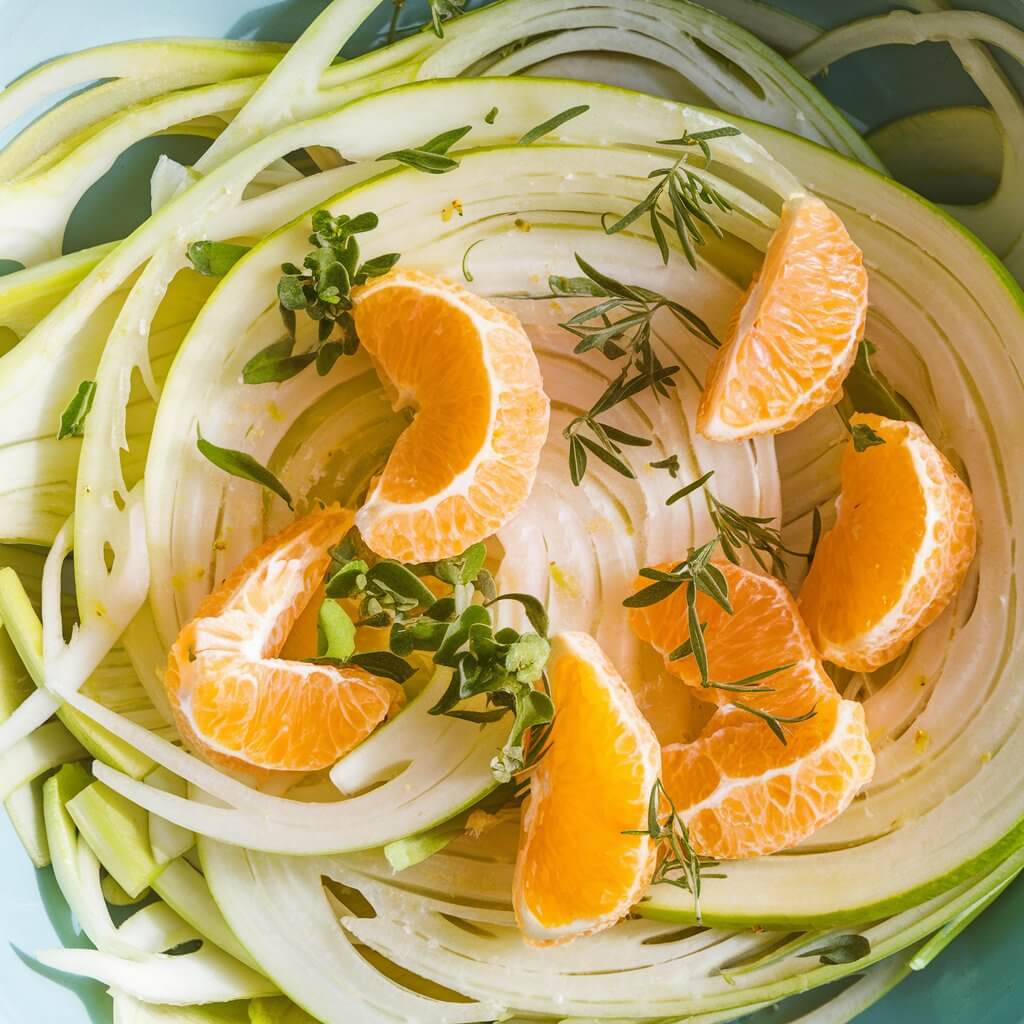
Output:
[
  {"xmin": 165, "ymin": 505, "xmax": 403, "ymax": 774},
  {"xmin": 663, "ymin": 695, "xmax": 874, "ymax": 860},
  {"xmin": 514, "ymin": 631, "xmax": 660, "ymax": 947},
  {"xmin": 799, "ymin": 413, "xmax": 977, "ymax": 673},
  {"xmin": 352, "ymin": 268, "xmax": 549, "ymax": 562},
  {"xmin": 630, "ymin": 560, "xmax": 874, "ymax": 859},
  {"xmin": 697, "ymin": 194, "xmax": 868, "ymax": 442}
]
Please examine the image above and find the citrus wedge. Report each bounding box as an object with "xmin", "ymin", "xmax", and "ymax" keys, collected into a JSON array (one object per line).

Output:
[
  {"xmin": 514, "ymin": 631, "xmax": 660, "ymax": 946},
  {"xmin": 630, "ymin": 560, "xmax": 874, "ymax": 859},
  {"xmin": 352, "ymin": 268, "xmax": 549, "ymax": 562},
  {"xmin": 165, "ymin": 505, "xmax": 403, "ymax": 774},
  {"xmin": 697, "ymin": 194, "xmax": 868, "ymax": 441},
  {"xmin": 799, "ymin": 413, "xmax": 977, "ymax": 672}
]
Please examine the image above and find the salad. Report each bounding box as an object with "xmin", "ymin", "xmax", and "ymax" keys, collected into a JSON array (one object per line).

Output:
[{"xmin": 0, "ymin": 1, "xmax": 1021, "ymax": 1022}]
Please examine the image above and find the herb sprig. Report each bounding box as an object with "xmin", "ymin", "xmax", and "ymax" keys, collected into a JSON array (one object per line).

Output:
[
  {"xmin": 605, "ymin": 127, "xmax": 741, "ymax": 268},
  {"xmin": 625, "ymin": 780, "xmax": 722, "ymax": 922},
  {"xmin": 668, "ymin": 469, "xmax": 805, "ymax": 578},
  {"xmin": 378, "ymin": 125, "xmax": 472, "ymax": 174},
  {"xmin": 321, "ymin": 537, "xmax": 554, "ymax": 781},
  {"xmin": 187, "ymin": 212, "xmax": 401, "ymax": 388},
  {"xmin": 625, "ymin": 534, "xmax": 815, "ymax": 743},
  {"xmin": 195, "ymin": 429, "xmax": 293, "ymax": 509},
  {"xmin": 550, "ymin": 256, "xmax": 718, "ymax": 485}
]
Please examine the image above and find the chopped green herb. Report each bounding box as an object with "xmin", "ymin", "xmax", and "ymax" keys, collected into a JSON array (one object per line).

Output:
[
  {"xmin": 484, "ymin": 106, "xmax": 499, "ymax": 125},
  {"xmin": 57, "ymin": 380, "xmax": 97, "ymax": 439},
  {"xmin": 851, "ymin": 421, "xmax": 886, "ymax": 452},
  {"xmin": 196, "ymin": 429, "xmax": 293, "ymax": 509},
  {"xmin": 649, "ymin": 454, "xmax": 681, "ymax": 477},
  {"xmin": 377, "ymin": 125, "xmax": 472, "ymax": 174},
  {"xmin": 518, "ymin": 104, "xmax": 590, "ymax": 145},
  {"xmin": 186, "ymin": 240, "xmax": 251, "ymax": 277}
]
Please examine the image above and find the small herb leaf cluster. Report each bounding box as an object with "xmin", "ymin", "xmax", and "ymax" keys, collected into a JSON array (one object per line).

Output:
[
  {"xmin": 605, "ymin": 127, "xmax": 741, "ymax": 268},
  {"xmin": 321, "ymin": 537, "xmax": 554, "ymax": 781},
  {"xmin": 624, "ymin": 780, "xmax": 722, "ymax": 922}
]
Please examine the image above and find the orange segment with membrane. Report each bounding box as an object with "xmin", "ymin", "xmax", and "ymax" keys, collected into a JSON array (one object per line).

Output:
[
  {"xmin": 352, "ymin": 268, "xmax": 549, "ymax": 562},
  {"xmin": 630, "ymin": 560, "xmax": 874, "ymax": 860},
  {"xmin": 514, "ymin": 631, "xmax": 660, "ymax": 946},
  {"xmin": 165, "ymin": 505, "xmax": 403, "ymax": 774},
  {"xmin": 799, "ymin": 414, "xmax": 976, "ymax": 672},
  {"xmin": 697, "ymin": 195, "xmax": 868, "ymax": 441}
]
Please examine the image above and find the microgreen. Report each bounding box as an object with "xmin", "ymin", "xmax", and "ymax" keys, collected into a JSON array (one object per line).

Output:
[
  {"xmin": 551, "ymin": 256, "xmax": 719, "ymax": 485},
  {"xmin": 624, "ymin": 780, "xmax": 722, "ymax": 922},
  {"xmin": 377, "ymin": 125, "xmax": 472, "ymax": 174},
  {"xmin": 57, "ymin": 380, "xmax": 97, "ymax": 439},
  {"xmin": 604, "ymin": 126, "xmax": 741, "ymax": 268},
  {"xmin": 186, "ymin": 240, "xmax": 250, "ymax": 277},
  {"xmin": 796, "ymin": 933, "xmax": 871, "ymax": 966},
  {"xmin": 196, "ymin": 429, "xmax": 293, "ymax": 509},
  {"xmin": 517, "ymin": 105, "xmax": 589, "ymax": 145},
  {"xmin": 238, "ymin": 210, "xmax": 399, "ymax": 387}
]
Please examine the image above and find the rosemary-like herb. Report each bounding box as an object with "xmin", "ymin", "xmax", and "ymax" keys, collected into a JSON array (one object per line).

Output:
[
  {"xmin": 668, "ymin": 469, "xmax": 805, "ymax": 578},
  {"xmin": 550, "ymin": 256, "xmax": 718, "ymax": 485},
  {"xmin": 604, "ymin": 127, "xmax": 741, "ymax": 268},
  {"xmin": 624, "ymin": 780, "xmax": 722, "ymax": 922},
  {"xmin": 624, "ymin": 534, "xmax": 815, "ymax": 743}
]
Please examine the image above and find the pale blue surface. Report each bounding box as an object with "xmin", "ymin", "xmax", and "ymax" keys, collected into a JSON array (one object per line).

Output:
[{"xmin": 0, "ymin": 1, "xmax": 1023, "ymax": 1021}]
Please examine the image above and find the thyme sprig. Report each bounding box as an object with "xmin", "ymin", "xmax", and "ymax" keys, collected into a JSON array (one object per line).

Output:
[
  {"xmin": 625, "ymin": 780, "xmax": 722, "ymax": 922},
  {"xmin": 550, "ymin": 256, "xmax": 719, "ymax": 485},
  {"xmin": 604, "ymin": 127, "xmax": 741, "ymax": 268},
  {"xmin": 322, "ymin": 537, "xmax": 554, "ymax": 782}
]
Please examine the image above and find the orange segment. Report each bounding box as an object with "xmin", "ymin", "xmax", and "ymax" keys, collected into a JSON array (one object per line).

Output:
[
  {"xmin": 697, "ymin": 195, "xmax": 868, "ymax": 441},
  {"xmin": 165, "ymin": 506, "xmax": 403, "ymax": 774},
  {"xmin": 514, "ymin": 631, "xmax": 660, "ymax": 946},
  {"xmin": 663, "ymin": 697, "xmax": 874, "ymax": 860},
  {"xmin": 799, "ymin": 414, "xmax": 976, "ymax": 672},
  {"xmin": 352, "ymin": 268, "xmax": 549, "ymax": 562},
  {"xmin": 630, "ymin": 560, "xmax": 874, "ymax": 859}
]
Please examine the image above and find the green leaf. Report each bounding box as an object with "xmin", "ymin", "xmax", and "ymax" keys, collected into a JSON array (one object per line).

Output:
[
  {"xmin": 355, "ymin": 252, "xmax": 400, "ymax": 281},
  {"xmin": 366, "ymin": 561, "xmax": 437, "ymax": 606},
  {"xmin": 377, "ymin": 148, "xmax": 460, "ymax": 174},
  {"xmin": 484, "ymin": 107, "xmax": 499, "ymax": 125},
  {"xmin": 242, "ymin": 338, "xmax": 316, "ymax": 384},
  {"xmin": 517, "ymin": 105, "xmax": 589, "ymax": 145},
  {"xmin": 485, "ymin": 593, "xmax": 549, "ymax": 637},
  {"xmin": 196, "ymin": 430, "xmax": 293, "ymax": 509},
  {"xmin": 649, "ymin": 454, "xmax": 680, "ymax": 477},
  {"xmin": 348, "ymin": 651, "xmax": 416, "ymax": 683},
  {"xmin": 851, "ymin": 422, "xmax": 886, "ymax": 452},
  {"xmin": 186, "ymin": 240, "xmax": 250, "ymax": 277},
  {"xmin": 315, "ymin": 341, "xmax": 346, "ymax": 377},
  {"xmin": 843, "ymin": 339, "xmax": 916, "ymax": 421},
  {"xmin": 316, "ymin": 601, "xmax": 355, "ymax": 662},
  {"xmin": 434, "ymin": 543, "xmax": 487, "ymax": 586},
  {"xmin": 685, "ymin": 583, "xmax": 709, "ymax": 686},
  {"xmin": 667, "ymin": 469, "xmax": 714, "ymax": 505},
  {"xmin": 622, "ymin": 579, "xmax": 683, "ymax": 607},
  {"xmin": 277, "ymin": 275, "xmax": 309, "ymax": 310},
  {"xmin": 577, "ymin": 434, "xmax": 635, "ymax": 479},
  {"xmin": 568, "ymin": 434, "xmax": 587, "ymax": 486},
  {"xmin": 57, "ymin": 380, "xmax": 97, "ymax": 439},
  {"xmin": 325, "ymin": 559, "xmax": 369, "ymax": 599},
  {"xmin": 419, "ymin": 125, "xmax": 472, "ymax": 154},
  {"xmin": 548, "ymin": 274, "xmax": 607, "ymax": 298},
  {"xmin": 505, "ymin": 633, "xmax": 550, "ymax": 684},
  {"xmin": 434, "ymin": 605, "xmax": 492, "ymax": 665},
  {"xmin": 796, "ymin": 934, "xmax": 871, "ymax": 966}
]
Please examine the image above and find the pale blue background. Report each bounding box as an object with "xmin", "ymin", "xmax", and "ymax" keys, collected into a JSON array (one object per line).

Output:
[{"xmin": 0, "ymin": 0, "xmax": 1022, "ymax": 1021}]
